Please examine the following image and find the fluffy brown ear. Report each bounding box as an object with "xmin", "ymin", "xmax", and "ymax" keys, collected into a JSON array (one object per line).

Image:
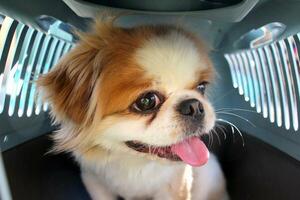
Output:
[
  {"xmin": 38, "ymin": 44, "xmax": 99, "ymax": 125},
  {"xmin": 38, "ymin": 18, "xmax": 116, "ymax": 125}
]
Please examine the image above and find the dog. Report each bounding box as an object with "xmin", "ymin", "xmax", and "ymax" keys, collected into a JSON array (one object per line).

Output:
[{"xmin": 38, "ymin": 16, "xmax": 228, "ymax": 200}]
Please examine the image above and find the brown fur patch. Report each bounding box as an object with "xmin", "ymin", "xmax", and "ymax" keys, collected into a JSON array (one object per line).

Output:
[{"xmin": 38, "ymin": 42, "xmax": 102, "ymax": 124}]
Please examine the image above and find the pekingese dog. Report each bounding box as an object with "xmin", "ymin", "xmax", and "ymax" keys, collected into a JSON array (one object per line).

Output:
[{"xmin": 38, "ymin": 16, "xmax": 228, "ymax": 200}]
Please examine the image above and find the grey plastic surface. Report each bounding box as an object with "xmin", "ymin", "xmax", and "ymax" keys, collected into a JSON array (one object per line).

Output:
[
  {"xmin": 0, "ymin": 111, "xmax": 53, "ymax": 151},
  {"xmin": 211, "ymin": 52, "xmax": 300, "ymax": 161},
  {"xmin": 0, "ymin": 0, "xmax": 87, "ymax": 33},
  {"xmin": 63, "ymin": 0, "xmax": 258, "ymax": 22},
  {"xmin": 221, "ymin": 0, "xmax": 300, "ymax": 52},
  {"xmin": 0, "ymin": 16, "xmax": 72, "ymax": 151},
  {"xmin": 215, "ymin": 0, "xmax": 300, "ymax": 161}
]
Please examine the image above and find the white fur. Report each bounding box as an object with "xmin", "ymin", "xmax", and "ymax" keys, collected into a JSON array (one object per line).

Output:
[
  {"xmin": 135, "ymin": 31, "xmax": 206, "ymax": 92},
  {"xmin": 79, "ymin": 152, "xmax": 227, "ymax": 200}
]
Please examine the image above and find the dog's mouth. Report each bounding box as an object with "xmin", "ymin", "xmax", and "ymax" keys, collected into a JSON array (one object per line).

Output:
[{"xmin": 125, "ymin": 136, "xmax": 209, "ymax": 167}]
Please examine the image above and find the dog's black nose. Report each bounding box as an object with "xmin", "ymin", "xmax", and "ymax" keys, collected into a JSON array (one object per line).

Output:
[{"xmin": 178, "ymin": 98, "xmax": 204, "ymax": 120}]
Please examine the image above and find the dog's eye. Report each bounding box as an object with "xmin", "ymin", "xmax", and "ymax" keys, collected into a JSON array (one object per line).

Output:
[
  {"xmin": 133, "ymin": 92, "xmax": 161, "ymax": 113},
  {"xmin": 197, "ymin": 82, "xmax": 208, "ymax": 95}
]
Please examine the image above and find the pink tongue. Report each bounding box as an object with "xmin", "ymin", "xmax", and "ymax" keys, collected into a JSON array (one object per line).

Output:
[{"xmin": 171, "ymin": 137, "xmax": 209, "ymax": 167}]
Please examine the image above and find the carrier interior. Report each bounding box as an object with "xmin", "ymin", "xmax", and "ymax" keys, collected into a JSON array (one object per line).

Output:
[{"xmin": 0, "ymin": 1, "xmax": 299, "ymax": 199}]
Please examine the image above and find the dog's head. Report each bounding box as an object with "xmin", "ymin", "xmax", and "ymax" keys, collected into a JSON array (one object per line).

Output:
[{"xmin": 38, "ymin": 18, "xmax": 215, "ymax": 167}]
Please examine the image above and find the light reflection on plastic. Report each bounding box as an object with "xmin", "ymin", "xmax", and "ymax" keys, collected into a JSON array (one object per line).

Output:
[
  {"xmin": 225, "ymin": 34, "xmax": 300, "ymax": 131},
  {"xmin": 0, "ymin": 16, "xmax": 73, "ymax": 117},
  {"xmin": 258, "ymin": 47, "xmax": 275, "ymax": 123}
]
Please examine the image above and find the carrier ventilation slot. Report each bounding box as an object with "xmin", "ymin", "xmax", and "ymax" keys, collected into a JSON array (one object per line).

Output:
[
  {"xmin": 0, "ymin": 16, "xmax": 74, "ymax": 117},
  {"xmin": 225, "ymin": 34, "xmax": 300, "ymax": 131}
]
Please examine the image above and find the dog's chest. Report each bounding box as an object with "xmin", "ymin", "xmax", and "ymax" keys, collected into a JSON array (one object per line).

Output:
[{"xmin": 96, "ymin": 161, "xmax": 179, "ymax": 198}]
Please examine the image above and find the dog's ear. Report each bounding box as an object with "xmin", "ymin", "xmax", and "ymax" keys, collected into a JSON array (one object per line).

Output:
[
  {"xmin": 38, "ymin": 43, "xmax": 101, "ymax": 125},
  {"xmin": 38, "ymin": 19, "xmax": 117, "ymax": 125}
]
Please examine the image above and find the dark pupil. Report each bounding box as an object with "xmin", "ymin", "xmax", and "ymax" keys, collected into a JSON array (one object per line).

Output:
[
  {"xmin": 138, "ymin": 94, "xmax": 155, "ymax": 110},
  {"xmin": 198, "ymin": 84, "xmax": 206, "ymax": 93}
]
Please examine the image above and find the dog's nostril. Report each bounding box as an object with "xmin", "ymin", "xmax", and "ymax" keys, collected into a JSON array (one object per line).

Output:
[
  {"xmin": 178, "ymin": 98, "xmax": 205, "ymax": 119},
  {"xmin": 198, "ymin": 103, "xmax": 204, "ymax": 114},
  {"xmin": 189, "ymin": 105, "xmax": 195, "ymax": 115}
]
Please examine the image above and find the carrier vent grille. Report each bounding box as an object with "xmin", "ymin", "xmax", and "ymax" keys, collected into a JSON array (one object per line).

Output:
[
  {"xmin": 0, "ymin": 16, "xmax": 74, "ymax": 117},
  {"xmin": 225, "ymin": 34, "xmax": 300, "ymax": 131}
]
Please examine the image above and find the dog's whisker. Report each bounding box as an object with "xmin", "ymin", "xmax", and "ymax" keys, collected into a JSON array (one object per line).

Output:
[
  {"xmin": 207, "ymin": 131, "xmax": 211, "ymax": 148},
  {"xmin": 216, "ymin": 111, "xmax": 256, "ymax": 127},
  {"xmin": 214, "ymin": 124, "xmax": 227, "ymax": 140},
  {"xmin": 206, "ymin": 131, "xmax": 211, "ymax": 148},
  {"xmin": 218, "ymin": 120, "xmax": 236, "ymax": 142},
  {"xmin": 211, "ymin": 129, "xmax": 215, "ymax": 147},
  {"xmin": 149, "ymin": 145, "xmax": 153, "ymax": 155},
  {"xmin": 215, "ymin": 108, "xmax": 257, "ymax": 113},
  {"xmin": 208, "ymin": 131, "xmax": 214, "ymax": 148},
  {"xmin": 212, "ymin": 129, "xmax": 221, "ymax": 145},
  {"xmin": 152, "ymin": 146, "xmax": 157, "ymax": 155},
  {"xmin": 217, "ymin": 118, "xmax": 245, "ymax": 146},
  {"xmin": 230, "ymin": 125, "xmax": 235, "ymax": 143}
]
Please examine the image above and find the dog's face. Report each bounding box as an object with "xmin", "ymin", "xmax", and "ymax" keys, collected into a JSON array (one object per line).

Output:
[{"xmin": 39, "ymin": 19, "xmax": 215, "ymax": 167}]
